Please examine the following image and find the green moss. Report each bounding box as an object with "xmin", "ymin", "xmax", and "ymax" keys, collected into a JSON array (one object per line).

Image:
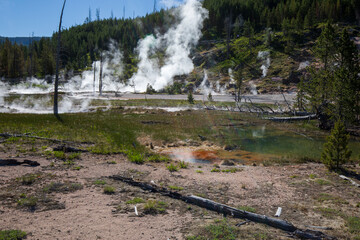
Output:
[{"xmin": 0, "ymin": 230, "xmax": 27, "ymax": 240}]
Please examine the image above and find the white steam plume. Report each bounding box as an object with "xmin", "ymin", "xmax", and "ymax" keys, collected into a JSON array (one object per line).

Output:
[
  {"xmin": 257, "ymin": 51, "xmax": 270, "ymax": 77},
  {"xmin": 130, "ymin": 0, "xmax": 208, "ymax": 92}
]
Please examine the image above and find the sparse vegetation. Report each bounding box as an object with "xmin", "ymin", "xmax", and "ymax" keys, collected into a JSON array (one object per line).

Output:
[
  {"xmin": 143, "ymin": 200, "xmax": 167, "ymax": 214},
  {"xmin": 16, "ymin": 173, "xmax": 40, "ymax": 185},
  {"xmin": 43, "ymin": 182, "xmax": 83, "ymax": 193},
  {"xmin": 166, "ymin": 163, "xmax": 178, "ymax": 172},
  {"xmin": 93, "ymin": 180, "xmax": 107, "ymax": 185},
  {"xmin": 211, "ymin": 168, "xmax": 220, "ymax": 173},
  {"xmin": 238, "ymin": 206, "xmax": 257, "ymax": 213},
  {"xmin": 168, "ymin": 185, "xmax": 184, "ymax": 191},
  {"xmin": 178, "ymin": 161, "xmax": 189, "ymax": 169},
  {"xmin": 0, "ymin": 230, "xmax": 27, "ymax": 240},
  {"xmin": 17, "ymin": 195, "xmax": 38, "ymax": 210},
  {"xmin": 186, "ymin": 219, "xmax": 238, "ymax": 240},
  {"xmin": 347, "ymin": 216, "xmax": 360, "ymax": 235},
  {"xmin": 126, "ymin": 197, "xmax": 145, "ymax": 205},
  {"xmin": 103, "ymin": 186, "xmax": 115, "ymax": 194},
  {"xmin": 196, "ymin": 170, "xmax": 203, "ymax": 173}
]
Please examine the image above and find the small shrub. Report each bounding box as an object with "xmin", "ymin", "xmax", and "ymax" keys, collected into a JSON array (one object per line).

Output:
[
  {"xmin": 103, "ymin": 186, "xmax": 115, "ymax": 194},
  {"xmin": 346, "ymin": 216, "xmax": 360, "ymax": 234},
  {"xmin": 178, "ymin": 161, "xmax": 189, "ymax": 169},
  {"xmin": 63, "ymin": 160, "xmax": 75, "ymax": 166},
  {"xmin": 238, "ymin": 206, "xmax": 257, "ymax": 213},
  {"xmin": 53, "ymin": 151, "xmax": 66, "ymax": 160},
  {"xmin": 17, "ymin": 174, "xmax": 39, "ymax": 185},
  {"xmin": 128, "ymin": 152, "xmax": 144, "ymax": 164},
  {"xmin": 211, "ymin": 168, "xmax": 220, "ymax": 173},
  {"xmin": 93, "ymin": 180, "xmax": 106, "ymax": 185},
  {"xmin": 186, "ymin": 219, "xmax": 237, "ymax": 240},
  {"xmin": 72, "ymin": 166, "xmax": 82, "ymax": 171},
  {"xmin": 107, "ymin": 161, "xmax": 117, "ymax": 164},
  {"xmin": 17, "ymin": 196, "xmax": 38, "ymax": 209},
  {"xmin": 0, "ymin": 230, "xmax": 27, "ymax": 240},
  {"xmin": 43, "ymin": 182, "xmax": 83, "ymax": 193},
  {"xmin": 222, "ymin": 168, "xmax": 238, "ymax": 173},
  {"xmin": 167, "ymin": 163, "xmax": 178, "ymax": 172},
  {"xmin": 126, "ymin": 197, "xmax": 145, "ymax": 204},
  {"xmin": 148, "ymin": 155, "xmax": 169, "ymax": 163},
  {"xmin": 315, "ymin": 179, "xmax": 331, "ymax": 185},
  {"xmin": 196, "ymin": 170, "xmax": 203, "ymax": 173},
  {"xmin": 68, "ymin": 153, "xmax": 81, "ymax": 160},
  {"xmin": 169, "ymin": 185, "xmax": 184, "ymax": 191},
  {"xmin": 143, "ymin": 200, "xmax": 167, "ymax": 214},
  {"xmin": 356, "ymin": 202, "xmax": 360, "ymax": 208},
  {"xmin": 309, "ymin": 174, "xmax": 317, "ymax": 179}
]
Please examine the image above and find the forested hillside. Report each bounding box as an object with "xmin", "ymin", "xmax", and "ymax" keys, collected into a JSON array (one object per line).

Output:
[{"xmin": 0, "ymin": 0, "xmax": 359, "ymax": 79}]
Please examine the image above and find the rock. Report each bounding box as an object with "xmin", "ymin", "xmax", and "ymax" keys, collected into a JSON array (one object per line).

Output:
[
  {"xmin": 198, "ymin": 135, "xmax": 207, "ymax": 141},
  {"xmin": 221, "ymin": 159, "xmax": 236, "ymax": 166},
  {"xmin": 224, "ymin": 144, "xmax": 238, "ymax": 151}
]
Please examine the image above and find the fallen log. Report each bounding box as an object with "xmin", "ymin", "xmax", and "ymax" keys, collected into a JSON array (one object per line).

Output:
[
  {"xmin": 53, "ymin": 145, "xmax": 88, "ymax": 153},
  {"xmin": 264, "ymin": 114, "xmax": 317, "ymax": 122},
  {"xmin": 0, "ymin": 159, "xmax": 40, "ymax": 167},
  {"xmin": 110, "ymin": 175, "xmax": 335, "ymax": 240},
  {"xmin": 339, "ymin": 175, "xmax": 360, "ymax": 188},
  {"xmin": 0, "ymin": 133, "xmax": 93, "ymax": 144}
]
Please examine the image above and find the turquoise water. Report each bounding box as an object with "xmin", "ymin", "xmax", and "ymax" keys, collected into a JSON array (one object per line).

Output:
[{"xmin": 224, "ymin": 125, "xmax": 360, "ymax": 160}]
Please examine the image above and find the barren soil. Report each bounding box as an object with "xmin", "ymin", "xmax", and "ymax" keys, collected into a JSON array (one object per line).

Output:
[{"xmin": 0, "ymin": 141, "xmax": 359, "ymax": 240}]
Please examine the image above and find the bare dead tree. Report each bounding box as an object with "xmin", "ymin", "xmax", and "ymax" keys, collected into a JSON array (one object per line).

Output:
[
  {"xmin": 54, "ymin": 0, "xmax": 67, "ymax": 119},
  {"xmin": 99, "ymin": 52, "xmax": 103, "ymax": 96}
]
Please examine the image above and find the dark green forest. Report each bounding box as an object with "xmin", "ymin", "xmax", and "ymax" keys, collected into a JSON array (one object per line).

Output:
[{"xmin": 0, "ymin": 0, "xmax": 359, "ymax": 79}]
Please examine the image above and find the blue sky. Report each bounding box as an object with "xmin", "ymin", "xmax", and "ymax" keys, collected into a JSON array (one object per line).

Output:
[{"xmin": 0, "ymin": 0, "xmax": 184, "ymax": 37}]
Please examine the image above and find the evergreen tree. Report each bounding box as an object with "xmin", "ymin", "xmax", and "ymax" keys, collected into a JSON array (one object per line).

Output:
[
  {"xmin": 321, "ymin": 120, "xmax": 352, "ymax": 170},
  {"xmin": 187, "ymin": 91, "xmax": 194, "ymax": 104}
]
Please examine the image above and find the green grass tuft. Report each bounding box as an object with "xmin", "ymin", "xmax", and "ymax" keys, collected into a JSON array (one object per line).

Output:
[
  {"xmin": 103, "ymin": 186, "xmax": 115, "ymax": 194},
  {"xmin": 126, "ymin": 197, "xmax": 146, "ymax": 204},
  {"xmin": 168, "ymin": 185, "xmax": 184, "ymax": 191},
  {"xmin": 0, "ymin": 230, "xmax": 27, "ymax": 240},
  {"xmin": 166, "ymin": 163, "xmax": 178, "ymax": 172},
  {"xmin": 143, "ymin": 200, "xmax": 167, "ymax": 214}
]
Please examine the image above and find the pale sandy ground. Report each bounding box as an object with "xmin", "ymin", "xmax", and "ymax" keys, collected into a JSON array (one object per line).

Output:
[{"xmin": 0, "ymin": 151, "xmax": 359, "ymax": 240}]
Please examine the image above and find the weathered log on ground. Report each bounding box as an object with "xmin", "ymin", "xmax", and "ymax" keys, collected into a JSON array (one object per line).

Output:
[
  {"xmin": 0, "ymin": 159, "xmax": 40, "ymax": 167},
  {"xmin": 53, "ymin": 145, "xmax": 88, "ymax": 153},
  {"xmin": 264, "ymin": 114, "xmax": 317, "ymax": 122},
  {"xmin": 0, "ymin": 133, "xmax": 93, "ymax": 144},
  {"xmin": 110, "ymin": 175, "xmax": 335, "ymax": 240},
  {"xmin": 339, "ymin": 175, "xmax": 360, "ymax": 188}
]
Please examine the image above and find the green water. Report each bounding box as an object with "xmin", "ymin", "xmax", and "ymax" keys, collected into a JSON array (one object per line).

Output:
[{"xmin": 225, "ymin": 125, "xmax": 360, "ymax": 160}]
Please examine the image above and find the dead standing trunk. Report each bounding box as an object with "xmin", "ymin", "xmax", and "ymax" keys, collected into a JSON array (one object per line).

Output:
[
  {"xmin": 54, "ymin": 0, "xmax": 67, "ymax": 118},
  {"xmin": 99, "ymin": 52, "xmax": 103, "ymax": 96}
]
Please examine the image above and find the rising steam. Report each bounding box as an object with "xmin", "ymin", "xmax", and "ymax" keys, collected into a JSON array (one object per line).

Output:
[{"xmin": 129, "ymin": 0, "xmax": 208, "ymax": 92}]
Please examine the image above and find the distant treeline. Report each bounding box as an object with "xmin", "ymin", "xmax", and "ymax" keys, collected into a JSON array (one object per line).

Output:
[{"xmin": 0, "ymin": 0, "xmax": 359, "ymax": 79}]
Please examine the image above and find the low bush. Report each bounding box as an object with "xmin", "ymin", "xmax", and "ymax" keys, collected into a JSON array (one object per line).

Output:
[
  {"xmin": 103, "ymin": 186, "xmax": 115, "ymax": 194},
  {"xmin": 0, "ymin": 230, "xmax": 27, "ymax": 240}
]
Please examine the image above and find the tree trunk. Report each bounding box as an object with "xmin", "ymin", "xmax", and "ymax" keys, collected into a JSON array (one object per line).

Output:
[
  {"xmin": 99, "ymin": 52, "xmax": 103, "ymax": 96},
  {"xmin": 54, "ymin": 0, "xmax": 66, "ymax": 118},
  {"xmin": 93, "ymin": 61, "xmax": 96, "ymax": 95}
]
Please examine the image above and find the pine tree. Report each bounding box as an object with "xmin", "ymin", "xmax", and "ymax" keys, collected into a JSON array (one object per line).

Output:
[
  {"xmin": 321, "ymin": 120, "xmax": 352, "ymax": 170},
  {"xmin": 188, "ymin": 91, "xmax": 194, "ymax": 104}
]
